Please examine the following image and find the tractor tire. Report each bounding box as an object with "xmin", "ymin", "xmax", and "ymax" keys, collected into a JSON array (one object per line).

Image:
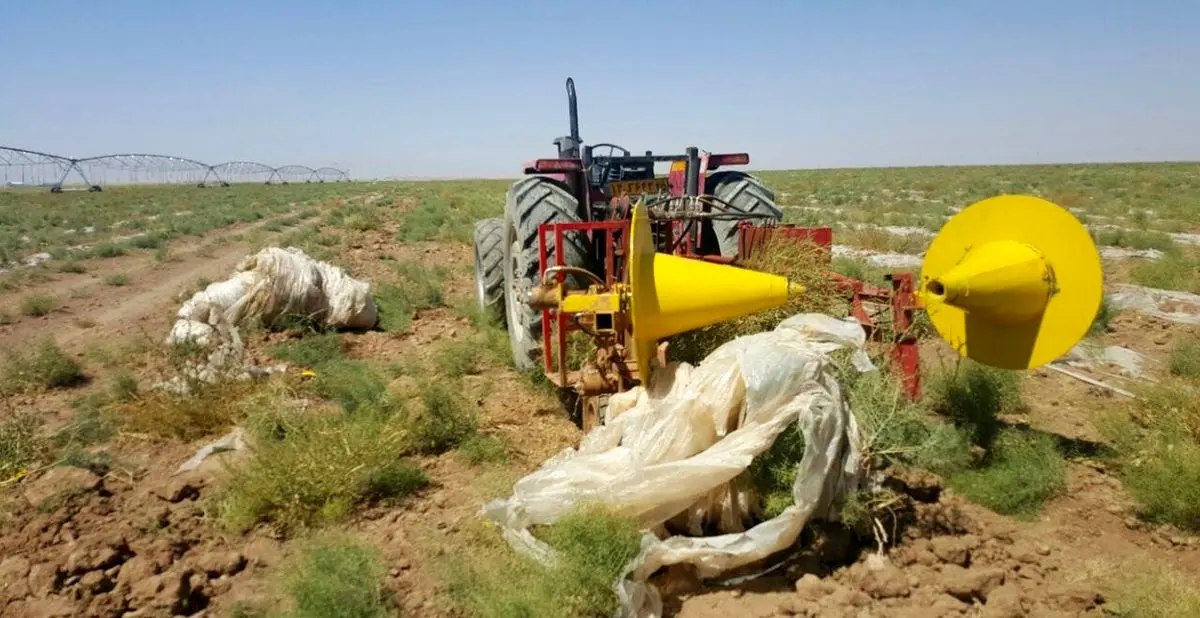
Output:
[
  {"xmin": 706, "ymin": 170, "xmax": 783, "ymax": 258},
  {"xmin": 502, "ymin": 176, "xmax": 592, "ymax": 370},
  {"xmin": 473, "ymin": 218, "xmax": 505, "ymax": 322}
]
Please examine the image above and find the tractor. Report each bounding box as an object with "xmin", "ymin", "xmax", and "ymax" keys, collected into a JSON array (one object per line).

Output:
[{"xmin": 472, "ymin": 77, "xmax": 920, "ymax": 429}]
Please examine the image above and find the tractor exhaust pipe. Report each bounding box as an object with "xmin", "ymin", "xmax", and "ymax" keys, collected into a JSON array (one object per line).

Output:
[{"xmin": 566, "ymin": 77, "xmax": 580, "ymax": 145}]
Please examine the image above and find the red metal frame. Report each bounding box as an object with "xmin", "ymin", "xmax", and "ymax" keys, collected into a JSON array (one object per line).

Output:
[
  {"xmin": 537, "ymin": 219, "xmax": 631, "ymax": 384},
  {"xmin": 534, "ymin": 218, "xmax": 922, "ymax": 400}
]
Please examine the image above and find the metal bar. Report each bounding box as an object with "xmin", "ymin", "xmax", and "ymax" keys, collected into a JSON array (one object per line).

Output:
[
  {"xmin": 555, "ymin": 225, "xmax": 569, "ymax": 387},
  {"xmin": 539, "ymin": 225, "xmax": 553, "ymax": 374},
  {"xmin": 684, "ymin": 147, "xmax": 700, "ymax": 197}
]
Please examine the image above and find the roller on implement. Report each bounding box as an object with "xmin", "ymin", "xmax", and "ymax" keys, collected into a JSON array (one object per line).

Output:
[{"xmin": 472, "ymin": 77, "xmax": 1103, "ymax": 429}]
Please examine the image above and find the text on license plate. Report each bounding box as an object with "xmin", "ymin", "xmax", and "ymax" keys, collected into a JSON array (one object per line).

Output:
[{"xmin": 610, "ymin": 178, "xmax": 670, "ymax": 198}]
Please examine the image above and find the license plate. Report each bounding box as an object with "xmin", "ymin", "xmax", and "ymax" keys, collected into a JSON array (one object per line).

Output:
[{"xmin": 610, "ymin": 177, "xmax": 670, "ymax": 198}]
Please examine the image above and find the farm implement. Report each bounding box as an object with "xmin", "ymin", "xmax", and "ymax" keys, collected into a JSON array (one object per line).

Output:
[{"xmin": 472, "ymin": 77, "xmax": 1102, "ymax": 430}]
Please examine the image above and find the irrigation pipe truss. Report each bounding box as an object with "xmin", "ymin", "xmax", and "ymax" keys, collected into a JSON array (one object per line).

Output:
[{"xmin": 0, "ymin": 145, "xmax": 349, "ymax": 192}]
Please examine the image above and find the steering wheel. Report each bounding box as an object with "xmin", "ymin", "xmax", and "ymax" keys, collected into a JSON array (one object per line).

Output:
[{"xmin": 588, "ymin": 143, "xmax": 632, "ymax": 185}]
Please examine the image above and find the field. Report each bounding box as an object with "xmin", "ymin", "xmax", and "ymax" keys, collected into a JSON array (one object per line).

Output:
[{"xmin": 1, "ymin": 162, "xmax": 1199, "ymax": 618}]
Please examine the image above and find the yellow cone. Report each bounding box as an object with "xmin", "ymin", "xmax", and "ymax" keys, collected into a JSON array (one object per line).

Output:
[
  {"xmin": 920, "ymin": 194, "xmax": 1103, "ymax": 370},
  {"xmin": 627, "ymin": 201, "xmax": 804, "ymax": 384}
]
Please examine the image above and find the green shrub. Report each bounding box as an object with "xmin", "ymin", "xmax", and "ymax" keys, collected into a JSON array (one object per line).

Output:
[
  {"xmin": 215, "ymin": 406, "xmax": 418, "ymax": 534},
  {"xmin": 363, "ymin": 461, "xmax": 429, "ymax": 504},
  {"xmin": 434, "ymin": 340, "xmax": 482, "ymax": 377},
  {"xmin": 449, "ymin": 505, "xmax": 642, "ymax": 618},
  {"xmin": 129, "ymin": 233, "xmax": 165, "ymax": 249},
  {"xmin": 93, "ymin": 242, "xmax": 128, "ymax": 258},
  {"xmin": 1168, "ymin": 334, "xmax": 1200, "ymax": 379},
  {"xmin": 103, "ymin": 273, "xmax": 130, "ymax": 286},
  {"xmin": 946, "ymin": 429, "xmax": 1067, "ymax": 519},
  {"xmin": 280, "ymin": 535, "xmax": 390, "ymax": 618},
  {"xmin": 398, "ymin": 206, "xmax": 448, "ymax": 242},
  {"xmin": 19, "ymin": 294, "xmax": 56, "ymax": 317},
  {"xmin": 927, "ymin": 360, "xmax": 1023, "ymax": 448},
  {"xmin": 1109, "ymin": 561, "xmax": 1200, "ymax": 617},
  {"xmin": 1, "ymin": 339, "xmax": 86, "ymax": 394},
  {"xmin": 1132, "ymin": 254, "xmax": 1200, "ymax": 293},
  {"xmin": 268, "ymin": 333, "xmax": 346, "ymax": 368},
  {"xmin": 457, "ymin": 434, "xmax": 509, "ymax": 466},
  {"xmin": 374, "ymin": 261, "xmax": 447, "ymax": 333},
  {"xmin": 110, "ymin": 373, "xmax": 139, "ymax": 402},
  {"xmin": 403, "ymin": 383, "xmax": 477, "ymax": 454},
  {"xmin": 1090, "ymin": 296, "xmax": 1118, "ymax": 335},
  {"xmin": 1100, "ymin": 382, "xmax": 1200, "ymax": 530},
  {"xmin": 0, "ymin": 412, "xmax": 47, "ymax": 482},
  {"xmin": 308, "ymin": 360, "xmax": 388, "ymax": 414},
  {"xmin": 746, "ymin": 423, "xmax": 805, "ymax": 519}
]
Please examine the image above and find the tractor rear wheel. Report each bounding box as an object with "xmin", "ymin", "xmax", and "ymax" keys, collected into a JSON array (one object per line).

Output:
[
  {"xmin": 502, "ymin": 176, "xmax": 592, "ymax": 370},
  {"xmin": 706, "ymin": 170, "xmax": 783, "ymax": 258},
  {"xmin": 473, "ymin": 218, "xmax": 505, "ymax": 322}
]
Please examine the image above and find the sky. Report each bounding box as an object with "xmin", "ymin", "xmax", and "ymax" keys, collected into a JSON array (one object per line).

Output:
[{"xmin": 2, "ymin": 0, "xmax": 1198, "ymax": 179}]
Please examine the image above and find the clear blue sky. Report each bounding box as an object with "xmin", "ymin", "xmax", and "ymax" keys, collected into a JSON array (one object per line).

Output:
[{"xmin": 3, "ymin": 0, "xmax": 1198, "ymax": 179}]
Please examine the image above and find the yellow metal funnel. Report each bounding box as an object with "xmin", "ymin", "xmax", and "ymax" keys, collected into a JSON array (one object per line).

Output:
[
  {"xmin": 627, "ymin": 201, "xmax": 804, "ymax": 385},
  {"xmin": 920, "ymin": 194, "xmax": 1103, "ymax": 370}
]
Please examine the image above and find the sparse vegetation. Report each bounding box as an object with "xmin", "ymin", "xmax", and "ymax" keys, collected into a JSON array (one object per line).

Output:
[
  {"xmin": 274, "ymin": 534, "xmax": 390, "ymax": 618},
  {"xmin": 374, "ymin": 260, "xmax": 448, "ymax": 333},
  {"xmin": 457, "ymin": 434, "xmax": 509, "ymax": 465},
  {"xmin": 448, "ymin": 505, "xmax": 643, "ymax": 618},
  {"xmin": 213, "ymin": 352, "xmax": 478, "ymax": 534},
  {"xmin": 1133, "ymin": 252, "xmax": 1200, "ymax": 293},
  {"xmin": 927, "ymin": 360, "xmax": 1023, "ymax": 449},
  {"xmin": 946, "ymin": 429, "xmax": 1067, "ymax": 519},
  {"xmin": 0, "ymin": 412, "xmax": 47, "ymax": 483},
  {"xmin": 1, "ymin": 339, "xmax": 86, "ymax": 394},
  {"xmin": 401, "ymin": 382, "xmax": 478, "ymax": 455},
  {"xmin": 104, "ymin": 273, "xmax": 130, "ymax": 286},
  {"xmin": 434, "ymin": 339, "xmax": 483, "ymax": 377},
  {"xmin": 268, "ymin": 332, "xmax": 346, "ymax": 368},
  {"xmin": 3, "ymin": 169, "xmax": 1200, "ymax": 617},
  {"xmin": 213, "ymin": 393, "xmax": 423, "ymax": 534},
  {"xmin": 110, "ymin": 372, "xmax": 139, "ymax": 402},
  {"xmin": 20, "ymin": 293, "xmax": 56, "ymax": 316},
  {"xmin": 1168, "ymin": 333, "xmax": 1200, "ymax": 379},
  {"xmin": 1108, "ymin": 560, "xmax": 1200, "ymax": 617},
  {"xmin": 1100, "ymin": 381, "xmax": 1200, "ymax": 530},
  {"xmin": 1090, "ymin": 296, "xmax": 1118, "ymax": 335},
  {"xmin": 115, "ymin": 379, "xmax": 256, "ymax": 440}
]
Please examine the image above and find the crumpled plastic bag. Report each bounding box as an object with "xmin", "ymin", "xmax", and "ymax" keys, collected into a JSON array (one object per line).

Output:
[
  {"xmin": 167, "ymin": 246, "xmax": 379, "ymax": 346},
  {"xmin": 482, "ymin": 313, "xmax": 872, "ymax": 618}
]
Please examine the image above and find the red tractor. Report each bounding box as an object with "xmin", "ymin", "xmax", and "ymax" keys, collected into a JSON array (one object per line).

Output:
[{"xmin": 473, "ymin": 78, "xmax": 918, "ymax": 427}]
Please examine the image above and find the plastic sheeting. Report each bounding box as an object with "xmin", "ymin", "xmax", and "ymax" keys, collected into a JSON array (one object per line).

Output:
[
  {"xmin": 482, "ymin": 313, "xmax": 873, "ymax": 618},
  {"xmin": 1106, "ymin": 284, "xmax": 1200, "ymax": 325},
  {"xmin": 168, "ymin": 247, "xmax": 379, "ymax": 346},
  {"xmin": 157, "ymin": 247, "xmax": 378, "ymax": 393}
]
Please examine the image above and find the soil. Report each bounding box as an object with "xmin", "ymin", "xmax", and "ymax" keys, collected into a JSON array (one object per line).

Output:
[{"xmin": 1, "ymin": 194, "xmax": 1198, "ymax": 618}]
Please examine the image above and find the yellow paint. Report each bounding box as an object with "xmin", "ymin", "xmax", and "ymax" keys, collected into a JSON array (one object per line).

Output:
[
  {"xmin": 627, "ymin": 200, "xmax": 803, "ymax": 384},
  {"xmin": 920, "ymin": 194, "xmax": 1102, "ymax": 370},
  {"xmin": 561, "ymin": 292, "xmax": 620, "ymax": 314}
]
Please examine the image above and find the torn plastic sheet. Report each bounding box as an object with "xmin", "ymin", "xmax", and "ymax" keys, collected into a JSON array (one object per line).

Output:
[
  {"xmin": 167, "ymin": 246, "xmax": 378, "ymax": 347},
  {"xmin": 482, "ymin": 313, "xmax": 871, "ymax": 618},
  {"xmin": 175, "ymin": 427, "xmax": 246, "ymax": 475},
  {"xmin": 159, "ymin": 247, "xmax": 377, "ymax": 393}
]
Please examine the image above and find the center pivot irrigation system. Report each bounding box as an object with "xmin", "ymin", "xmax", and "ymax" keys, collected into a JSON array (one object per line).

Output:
[
  {"xmin": 473, "ymin": 77, "xmax": 1104, "ymax": 430},
  {"xmin": 0, "ymin": 146, "xmax": 349, "ymax": 192}
]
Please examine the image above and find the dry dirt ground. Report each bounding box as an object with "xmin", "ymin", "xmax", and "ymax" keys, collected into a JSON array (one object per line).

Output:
[{"xmin": 1, "ymin": 188, "xmax": 1198, "ymax": 618}]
